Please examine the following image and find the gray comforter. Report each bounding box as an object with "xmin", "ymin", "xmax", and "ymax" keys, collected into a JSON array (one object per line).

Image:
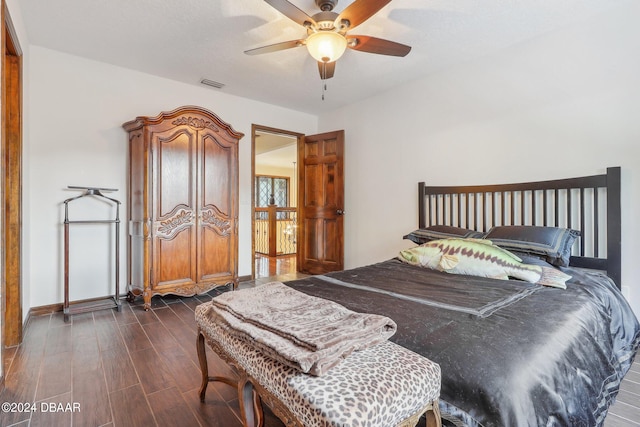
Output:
[{"xmin": 284, "ymin": 258, "xmax": 640, "ymax": 426}]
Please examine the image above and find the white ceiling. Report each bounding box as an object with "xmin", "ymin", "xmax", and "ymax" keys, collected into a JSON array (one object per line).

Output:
[
  {"xmin": 256, "ymin": 130, "xmax": 297, "ymax": 168},
  {"xmin": 19, "ymin": 0, "xmax": 626, "ymax": 115},
  {"xmin": 257, "ymin": 143, "xmax": 298, "ymax": 169},
  {"xmin": 255, "ymin": 130, "xmax": 297, "ymax": 156}
]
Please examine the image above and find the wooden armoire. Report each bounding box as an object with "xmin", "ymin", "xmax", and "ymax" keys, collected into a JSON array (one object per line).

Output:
[{"xmin": 123, "ymin": 106, "xmax": 243, "ymax": 310}]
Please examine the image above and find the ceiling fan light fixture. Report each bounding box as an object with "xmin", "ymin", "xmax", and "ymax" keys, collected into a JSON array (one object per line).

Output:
[{"xmin": 306, "ymin": 31, "xmax": 347, "ymax": 63}]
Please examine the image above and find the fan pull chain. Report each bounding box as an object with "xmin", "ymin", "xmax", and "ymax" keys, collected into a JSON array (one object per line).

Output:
[{"xmin": 321, "ymin": 62, "xmax": 327, "ymax": 100}]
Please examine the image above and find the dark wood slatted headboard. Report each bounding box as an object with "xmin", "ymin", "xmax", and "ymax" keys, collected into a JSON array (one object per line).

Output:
[{"xmin": 418, "ymin": 167, "xmax": 622, "ymax": 288}]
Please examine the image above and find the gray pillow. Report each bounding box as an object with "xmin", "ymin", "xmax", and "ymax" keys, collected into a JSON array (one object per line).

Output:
[
  {"xmin": 403, "ymin": 225, "xmax": 484, "ymax": 245},
  {"xmin": 483, "ymin": 226, "xmax": 580, "ymax": 267}
]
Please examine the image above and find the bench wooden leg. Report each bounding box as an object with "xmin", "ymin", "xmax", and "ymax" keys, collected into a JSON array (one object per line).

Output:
[
  {"xmin": 197, "ymin": 330, "xmax": 237, "ymax": 402},
  {"xmin": 425, "ymin": 399, "xmax": 442, "ymax": 427},
  {"xmin": 239, "ymin": 376, "xmax": 265, "ymax": 427},
  {"xmin": 197, "ymin": 331, "xmax": 209, "ymax": 401},
  {"xmin": 253, "ymin": 388, "xmax": 264, "ymax": 427}
]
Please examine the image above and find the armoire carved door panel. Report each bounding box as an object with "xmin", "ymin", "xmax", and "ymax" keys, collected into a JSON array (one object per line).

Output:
[
  {"xmin": 124, "ymin": 106, "xmax": 243, "ymax": 310},
  {"xmin": 151, "ymin": 126, "xmax": 197, "ymax": 289},
  {"xmin": 198, "ymin": 128, "xmax": 237, "ymax": 283}
]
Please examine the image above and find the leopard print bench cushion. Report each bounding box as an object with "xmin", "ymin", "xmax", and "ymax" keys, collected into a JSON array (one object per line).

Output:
[{"xmin": 196, "ymin": 303, "xmax": 441, "ymax": 427}]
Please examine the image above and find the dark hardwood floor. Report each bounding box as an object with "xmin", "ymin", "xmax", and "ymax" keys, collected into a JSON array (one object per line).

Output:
[
  {"xmin": 606, "ymin": 360, "xmax": 640, "ymax": 427},
  {"xmin": 1, "ymin": 274, "xmax": 639, "ymax": 426},
  {"xmin": 0, "ymin": 283, "xmax": 284, "ymax": 427}
]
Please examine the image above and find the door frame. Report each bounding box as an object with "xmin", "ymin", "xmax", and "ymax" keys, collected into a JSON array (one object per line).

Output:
[
  {"xmin": 251, "ymin": 124, "xmax": 304, "ymax": 279},
  {"xmin": 1, "ymin": 0, "xmax": 23, "ymax": 384}
]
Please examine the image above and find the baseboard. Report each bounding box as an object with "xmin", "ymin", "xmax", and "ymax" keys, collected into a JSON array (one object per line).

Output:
[
  {"xmin": 28, "ymin": 281, "xmax": 242, "ymax": 317},
  {"xmin": 29, "ymin": 295, "xmax": 127, "ymax": 317},
  {"xmin": 28, "ymin": 302, "xmax": 64, "ymax": 317}
]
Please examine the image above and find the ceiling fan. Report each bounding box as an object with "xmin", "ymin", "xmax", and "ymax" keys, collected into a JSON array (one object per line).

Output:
[{"xmin": 245, "ymin": 0, "xmax": 411, "ymax": 80}]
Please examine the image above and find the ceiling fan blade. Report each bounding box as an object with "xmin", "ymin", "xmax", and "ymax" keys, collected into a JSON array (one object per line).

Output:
[
  {"xmin": 348, "ymin": 36, "xmax": 411, "ymax": 57},
  {"xmin": 318, "ymin": 61, "xmax": 336, "ymax": 80},
  {"xmin": 336, "ymin": 0, "xmax": 392, "ymax": 30},
  {"xmin": 244, "ymin": 39, "xmax": 304, "ymax": 55},
  {"xmin": 265, "ymin": 0, "xmax": 316, "ymax": 27}
]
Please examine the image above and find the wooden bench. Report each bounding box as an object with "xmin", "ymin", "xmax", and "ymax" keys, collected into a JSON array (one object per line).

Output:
[{"xmin": 195, "ymin": 302, "xmax": 442, "ymax": 427}]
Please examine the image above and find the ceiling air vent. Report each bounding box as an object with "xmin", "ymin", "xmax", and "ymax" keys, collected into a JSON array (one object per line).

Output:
[{"xmin": 200, "ymin": 78, "xmax": 225, "ymax": 89}]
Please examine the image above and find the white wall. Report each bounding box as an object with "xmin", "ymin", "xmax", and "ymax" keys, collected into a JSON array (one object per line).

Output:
[
  {"xmin": 319, "ymin": 2, "xmax": 640, "ymax": 316},
  {"xmin": 27, "ymin": 46, "xmax": 317, "ymax": 309}
]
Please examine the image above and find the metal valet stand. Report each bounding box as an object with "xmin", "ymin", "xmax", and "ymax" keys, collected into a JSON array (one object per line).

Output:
[{"xmin": 63, "ymin": 186, "xmax": 122, "ymax": 322}]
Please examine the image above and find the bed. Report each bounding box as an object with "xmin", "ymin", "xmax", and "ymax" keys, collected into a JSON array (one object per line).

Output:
[{"xmin": 283, "ymin": 167, "xmax": 639, "ymax": 427}]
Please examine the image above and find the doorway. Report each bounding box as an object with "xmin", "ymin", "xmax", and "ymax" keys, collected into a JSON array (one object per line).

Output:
[{"xmin": 251, "ymin": 125, "xmax": 303, "ymax": 280}]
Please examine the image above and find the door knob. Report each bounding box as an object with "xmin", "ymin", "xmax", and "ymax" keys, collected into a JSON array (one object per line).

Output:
[{"xmin": 336, "ymin": 209, "xmax": 345, "ymax": 215}]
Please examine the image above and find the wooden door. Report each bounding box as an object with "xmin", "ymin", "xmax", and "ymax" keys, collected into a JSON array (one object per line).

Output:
[
  {"xmin": 197, "ymin": 127, "xmax": 238, "ymax": 284},
  {"xmin": 151, "ymin": 125, "xmax": 198, "ymax": 289},
  {"xmin": 298, "ymin": 130, "xmax": 344, "ymax": 274}
]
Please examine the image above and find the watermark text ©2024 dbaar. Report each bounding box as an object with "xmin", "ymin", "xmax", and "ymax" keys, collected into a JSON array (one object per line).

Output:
[{"xmin": 2, "ymin": 401, "xmax": 81, "ymax": 413}]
